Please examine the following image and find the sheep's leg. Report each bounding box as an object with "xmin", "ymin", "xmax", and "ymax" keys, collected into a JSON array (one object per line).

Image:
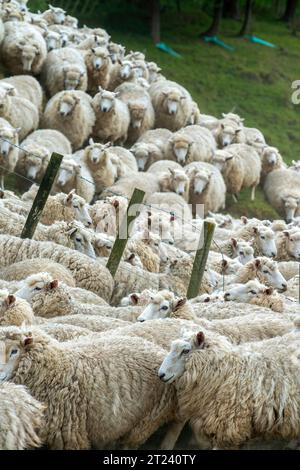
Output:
[
  {"xmin": 232, "ymin": 193, "xmax": 238, "ymax": 203},
  {"xmin": 251, "ymin": 185, "xmax": 256, "ymax": 201},
  {"xmin": 160, "ymin": 420, "xmax": 186, "ymax": 450},
  {"xmin": 0, "ymin": 174, "xmax": 4, "ymax": 190}
]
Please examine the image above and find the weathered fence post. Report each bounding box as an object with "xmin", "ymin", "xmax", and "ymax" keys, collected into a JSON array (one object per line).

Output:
[
  {"xmin": 187, "ymin": 221, "xmax": 215, "ymax": 299},
  {"xmin": 21, "ymin": 152, "xmax": 63, "ymax": 239},
  {"xmin": 106, "ymin": 188, "xmax": 145, "ymax": 277}
]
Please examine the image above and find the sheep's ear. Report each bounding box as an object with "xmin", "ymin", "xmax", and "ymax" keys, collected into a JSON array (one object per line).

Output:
[
  {"xmin": 88, "ymin": 137, "xmax": 94, "ymax": 145},
  {"xmin": 221, "ymin": 259, "xmax": 228, "ymax": 268},
  {"xmin": 104, "ymin": 141, "xmax": 112, "ymax": 149},
  {"xmin": 254, "ymin": 258, "xmax": 261, "ymax": 268},
  {"xmin": 265, "ymin": 287, "xmax": 274, "ymax": 296},
  {"xmin": 231, "ymin": 238, "xmax": 237, "ymax": 248},
  {"xmin": 241, "ymin": 216, "xmax": 248, "ymax": 225},
  {"xmin": 221, "ymin": 123, "xmax": 225, "ymax": 130},
  {"xmin": 91, "ymin": 48, "xmax": 96, "ymax": 53},
  {"xmin": 173, "ymin": 297, "xmax": 187, "ymax": 312},
  {"xmin": 65, "ymin": 190, "xmax": 74, "ymax": 205},
  {"xmin": 130, "ymin": 293, "xmax": 139, "ymax": 305},
  {"xmin": 127, "ymin": 253, "xmax": 135, "ymax": 262},
  {"xmin": 67, "ymin": 227, "xmax": 77, "ymax": 236},
  {"xmin": 112, "ymin": 199, "xmax": 119, "ymax": 208},
  {"xmin": 253, "ymin": 227, "xmax": 258, "ymax": 235},
  {"xmin": 5, "ymin": 294, "xmax": 16, "ymax": 307},
  {"xmin": 23, "ymin": 334, "xmax": 33, "ymax": 349},
  {"xmin": 225, "ymin": 154, "xmax": 234, "ymax": 161},
  {"xmin": 49, "ymin": 280, "xmax": 59, "ymax": 290},
  {"xmin": 283, "ymin": 230, "xmax": 290, "ymax": 239},
  {"xmin": 235, "ymin": 128, "xmax": 242, "ymax": 135},
  {"xmin": 203, "ymin": 296, "xmax": 210, "ymax": 303},
  {"xmin": 196, "ymin": 331, "xmax": 205, "ymax": 348}
]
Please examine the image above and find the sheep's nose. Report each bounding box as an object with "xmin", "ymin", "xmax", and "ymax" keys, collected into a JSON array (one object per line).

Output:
[
  {"xmin": 271, "ymin": 252, "xmax": 276, "ymax": 258},
  {"xmin": 224, "ymin": 292, "xmax": 230, "ymax": 300},
  {"xmin": 223, "ymin": 142, "xmax": 228, "ymax": 147},
  {"xmin": 158, "ymin": 372, "xmax": 165, "ymax": 380},
  {"xmin": 281, "ymin": 283, "xmax": 287, "ymax": 292},
  {"xmin": 138, "ymin": 319, "xmax": 145, "ymax": 323},
  {"xmin": 86, "ymin": 221, "xmax": 92, "ymax": 227}
]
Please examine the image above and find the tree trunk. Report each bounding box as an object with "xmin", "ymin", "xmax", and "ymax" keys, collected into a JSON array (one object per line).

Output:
[
  {"xmin": 150, "ymin": 0, "xmax": 160, "ymax": 43},
  {"xmin": 223, "ymin": 0, "xmax": 241, "ymax": 19},
  {"xmin": 280, "ymin": 0, "xmax": 299, "ymax": 22},
  {"xmin": 200, "ymin": 0, "xmax": 224, "ymax": 37},
  {"xmin": 238, "ymin": 0, "xmax": 255, "ymax": 36}
]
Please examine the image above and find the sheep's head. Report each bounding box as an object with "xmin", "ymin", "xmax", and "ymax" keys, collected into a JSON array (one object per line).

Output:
[
  {"xmin": 236, "ymin": 240, "xmax": 254, "ymax": 264},
  {"xmin": 45, "ymin": 31, "xmax": 62, "ymax": 51},
  {"xmin": 56, "ymin": 157, "xmax": 78, "ymax": 187},
  {"xmin": 281, "ymin": 195, "xmax": 300, "ymax": 223},
  {"xmin": 186, "ymin": 166, "xmax": 212, "ymax": 195},
  {"xmin": 132, "ymin": 59, "xmax": 147, "ymax": 78},
  {"xmin": 261, "ymin": 146, "xmax": 281, "ymax": 168},
  {"xmin": 64, "ymin": 190, "xmax": 92, "ymax": 228},
  {"xmin": 162, "ymin": 89, "xmax": 185, "ymax": 116},
  {"xmin": 218, "ymin": 122, "xmax": 242, "ymax": 147},
  {"xmin": 20, "ymin": 43, "xmax": 40, "ymax": 72},
  {"xmin": 211, "ymin": 149, "xmax": 234, "ymax": 171},
  {"xmin": 108, "ymin": 43, "xmax": 125, "ymax": 64},
  {"xmin": 64, "ymin": 15, "xmax": 78, "ymax": 28},
  {"xmin": 252, "ymin": 226, "xmax": 277, "ymax": 258},
  {"xmin": 224, "ymin": 279, "xmax": 266, "ymax": 302},
  {"xmin": 0, "ymin": 329, "xmax": 35, "ymax": 382},
  {"xmin": 119, "ymin": 60, "xmax": 134, "ymax": 79},
  {"xmin": 169, "ymin": 134, "xmax": 192, "ymax": 164},
  {"xmin": 128, "ymin": 103, "xmax": 146, "ymax": 129},
  {"xmin": 0, "ymin": 125, "xmax": 19, "ymax": 158},
  {"xmin": 90, "ymin": 47, "xmax": 110, "ymax": 70},
  {"xmin": 221, "ymin": 112, "xmax": 244, "ymax": 126},
  {"xmin": 144, "ymin": 210, "xmax": 174, "ymax": 245},
  {"xmin": 137, "ymin": 290, "xmax": 177, "ymax": 322},
  {"xmin": 93, "ymin": 88, "xmax": 117, "ymax": 113},
  {"xmin": 66, "ymin": 222, "xmax": 96, "ymax": 259},
  {"xmin": 63, "ymin": 66, "xmax": 85, "ymax": 91},
  {"xmin": 21, "ymin": 144, "xmax": 50, "ymax": 180},
  {"xmin": 86, "ymin": 139, "xmax": 112, "ymax": 165},
  {"xmin": 283, "ymin": 229, "xmax": 300, "ymax": 260},
  {"xmin": 130, "ymin": 142, "xmax": 158, "ymax": 171},
  {"xmin": 15, "ymin": 272, "xmax": 54, "ymax": 302},
  {"xmin": 58, "ymin": 92, "xmax": 80, "ymax": 117},
  {"xmin": 48, "ymin": 4, "xmax": 66, "ymax": 24},
  {"xmin": 166, "ymin": 168, "xmax": 189, "ymax": 196},
  {"xmin": 93, "ymin": 232, "xmax": 114, "ymax": 256},
  {"xmin": 253, "ymin": 257, "xmax": 287, "ymax": 292},
  {"xmin": 158, "ymin": 330, "xmax": 206, "ymax": 384}
]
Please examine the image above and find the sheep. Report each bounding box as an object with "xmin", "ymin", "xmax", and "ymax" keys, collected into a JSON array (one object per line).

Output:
[
  {"xmin": 264, "ymin": 169, "xmax": 300, "ymax": 222},
  {"xmin": 185, "ymin": 162, "xmax": 226, "ymax": 217},
  {"xmin": 90, "ymin": 195, "xmax": 128, "ymax": 236},
  {"xmin": 233, "ymin": 222, "xmax": 278, "ymax": 257},
  {"xmin": 39, "ymin": 323, "xmax": 94, "ymax": 342},
  {"xmin": 130, "ymin": 128, "xmax": 172, "ymax": 171},
  {"xmin": 146, "ymin": 192, "xmax": 193, "ymax": 223},
  {"xmin": 107, "ymin": 42, "xmax": 125, "ymax": 64},
  {"xmin": 44, "ymin": 30, "xmax": 63, "ymax": 52},
  {"xmin": 0, "ymin": 382, "xmax": 44, "ymax": 450},
  {"xmin": 16, "ymin": 129, "xmax": 72, "ymax": 182},
  {"xmin": 187, "ymin": 101, "xmax": 201, "ymax": 125},
  {"xmin": 41, "ymin": 4, "xmax": 66, "ymax": 25},
  {"xmin": 146, "ymin": 61, "xmax": 163, "ymax": 83},
  {"xmin": 115, "ymin": 82, "xmax": 155, "ymax": 145},
  {"xmin": 276, "ymin": 229, "xmax": 300, "ymax": 261},
  {"xmin": 0, "ymin": 235, "xmax": 114, "ymax": 300},
  {"xmin": 101, "ymin": 173, "xmax": 160, "ymax": 199},
  {"xmin": 0, "ymin": 84, "xmax": 39, "ymax": 141},
  {"xmin": 0, "ymin": 327, "xmax": 177, "ymax": 449},
  {"xmin": 38, "ymin": 190, "xmax": 92, "ymax": 227},
  {"xmin": 165, "ymin": 125, "xmax": 216, "ymax": 165},
  {"xmin": 83, "ymin": 47, "xmax": 113, "ymax": 94},
  {"xmin": 41, "ymin": 47, "xmax": 88, "ymax": 97},
  {"xmin": 258, "ymin": 145, "xmax": 286, "ymax": 183},
  {"xmin": 42, "ymin": 90, "xmax": 95, "ymax": 150},
  {"xmin": 0, "ymin": 259, "xmax": 76, "ymax": 287},
  {"xmin": 81, "ymin": 141, "xmax": 137, "ymax": 195},
  {"xmin": 147, "ymin": 161, "xmax": 190, "ymax": 201},
  {"xmin": 158, "ymin": 328, "xmax": 300, "ymax": 449},
  {"xmin": 40, "ymin": 315, "xmax": 130, "ymax": 334},
  {"xmin": 289, "ymin": 160, "xmax": 300, "ymax": 173},
  {"xmin": 149, "ymin": 79, "xmax": 193, "ymax": 131},
  {"xmin": 212, "ymin": 144, "xmax": 261, "ymax": 202},
  {"xmin": 0, "ymin": 118, "xmax": 19, "ymax": 189},
  {"xmin": 126, "ymin": 229, "xmax": 162, "ymax": 273},
  {"xmin": 53, "ymin": 155, "xmax": 95, "ymax": 203},
  {"xmin": 1, "ymin": 21, "xmax": 47, "ymax": 75},
  {"xmin": 215, "ymin": 118, "xmax": 265, "ymax": 148},
  {"xmin": 91, "ymin": 88, "xmax": 130, "ymax": 145},
  {"xmin": 0, "ymin": 75, "xmax": 43, "ymax": 113},
  {"xmin": 232, "ymin": 257, "xmax": 288, "ymax": 292},
  {"xmin": 108, "ymin": 59, "xmax": 136, "ymax": 91},
  {"xmin": 0, "ymin": 289, "xmax": 35, "ymax": 326}
]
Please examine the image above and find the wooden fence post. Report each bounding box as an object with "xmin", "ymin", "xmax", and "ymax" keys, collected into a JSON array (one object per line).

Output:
[
  {"xmin": 106, "ymin": 188, "xmax": 145, "ymax": 277},
  {"xmin": 21, "ymin": 152, "xmax": 63, "ymax": 239},
  {"xmin": 187, "ymin": 221, "xmax": 215, "ymax": 299}
]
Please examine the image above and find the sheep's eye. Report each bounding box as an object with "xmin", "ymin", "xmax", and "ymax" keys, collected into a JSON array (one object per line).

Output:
[
  {"xmin": 10, "ymin": 349, "xmax": 18, "ymax": 356},
  {"xmin": 263, "ymin": 270, "xmax": 269, "ymax": 274},
  {"xmin": 34, "ymin": 286, "xmax": 42, "ymax": 291},
  {"xmin": 239, "ymin": 251, "xmax": 244, "ymax": 255},
  {"xmin": 154, "ymin": 242, "xmax": 159, "ymax": 247},
  {"xmin": 73, "ymin": 205, "xmax": 79, "ymax": 209},
  {"xmin": 75, "ymin": 237, "xmax": 82, "ymax": 242},
  {"xmin": 249, "ymin": 290, "xmax": 257, "ymax": 294},
  {"xmin": 261, "ymin": 236, "xmax": 265, "ymax": 240},
  {"xmin": 181, "ymin": 349, "xmax": 190, "ymax": 355},
  {"xmin": 290, "ymin": 239, "xmax": 294, "ymax": 242},
  {"xmin": 161, "ymin": 305, "xmax": 168, "ymax": 311}
]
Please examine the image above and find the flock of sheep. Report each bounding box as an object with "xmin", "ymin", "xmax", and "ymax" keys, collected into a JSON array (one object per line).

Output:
[{"xmin": 0, "ymin": 0, "xmax": 299, "ymax": 451}]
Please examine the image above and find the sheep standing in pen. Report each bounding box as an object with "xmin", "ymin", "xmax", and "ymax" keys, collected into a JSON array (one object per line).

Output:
[
  {"xmin": 42, "ymin": 90, "xmax": 95, "ymax": 150},
  {"xmin": 91, "ymin": 88, "xmax": 130, "ymax": 145},
  {"xmin": 0, "ymin": 118, "xmax": 19, "ymax": 189},
  {"xmin": 232, "ymin": 257, "xmax": 288, "ymax": 292},
  {"xmin": 38, "ymin": 190, "xmax": 92, "ymax": 227},
  {"xmin": 83, "ymin": 47, "xmax": 113, "ymax": 95},
  {"xmin": 264, "ymin": 169, "xmax": 300, "ymax": 222},
  {"xmin": 130, "ymin": 128, "xmax": 172, "ymax": 171},
  {"xmin": 53, "ymin": 155, "xmax": 95, "ymax": 203},
  {"xmin": 158, "ymin": 328, "xmax": 300, "ymax": 449},
  {"xmin": 0, "ymin": 327, "xmax": 179, "ymax": 449}
]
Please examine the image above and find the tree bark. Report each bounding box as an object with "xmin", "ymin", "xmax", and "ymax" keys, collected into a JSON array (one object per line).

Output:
[
  {"xmin": 238, "ymin": 0, "xmax": 255, "ymax": 36},
  {"xmin": 223, "ymin": 0, "xmax": 241, "ymax": 19},
  {"xmin": 150, "ymin": 0, "xmax": 160, "ymax": 43},
  {"xmin": 200, "ymin": 0, "xmax": 224, "ymax": 37},
  {"xmin": 280, "ymin": 0, "xmax": 299, "ymax": 22}
]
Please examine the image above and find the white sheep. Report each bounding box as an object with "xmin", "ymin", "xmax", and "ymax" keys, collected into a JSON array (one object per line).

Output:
[
  {"xmin": 108, "ymin": 59, "xmax": 136, "ymax": 91},
  {"xmin": 276, "ymin": 228, "xmax": 300, "ymax": 261},
  {"xmin": 42, "ymin": 90, "xmax": 95, "ymax": 151},
  {"xmin": 130, "ymin": 128, "xmax": 172, "ymax": 171},
  {"xmin": 149, "ymin": 79, "xmax": 193, "ymax": 131},
  {"xmin": 40, "ymin": 4, "xmax": 66, "ymax": 25},
  {"xmin": 264, "ymin": 169, "xmax": 300, "ymax": 222},
  {"xmin": 146, "ymin": 192, "xmax": 193, "ymax": 223},
  {"xmin": 39, "ymin": 190, "xmax": 92, "ymax": 227},
  {"xmin": 91, "ymin": 88, "xmax": 130, "ymax": 145},
  {"xmin": 53, "ymin": 155, "xmax": 95, "ymax": 203},
  {"xmin": 44, "ymin": 30, "xmax": 63, "ymax": 52},
  {"xmin": 147, "ymin": 161, "xmax": 190, "ymax": 201}
]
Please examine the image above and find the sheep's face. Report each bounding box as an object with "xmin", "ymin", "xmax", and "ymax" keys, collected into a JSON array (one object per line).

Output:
[
  {"xmin": 120, "ymin": 61, "xmax": 133, "ymax": 79},
  {"xmin": 129, "ymin": 104, "xmax": 146, "ymax": 128},
  {"xmin": 0, "ymin": 335, "xmax": 27, "ymax": 382},
  {"xmin": 0, "ymin": 127, "xmax": 17, "ymax": 157},
  {"xmin": 163, "ymin": 90, "xmax": 185, "ymax": 115},
  {"xmin": 219, "ymin": 123, "xmax": 241, "ymax": 147},
  {"xmin": 283, "ymin": 230, "xmax": 300, "ymax": 260},
  {"xmin": 131, "ymin": 143, "xmax": 152, "ymax": 171},
  {"xmin": 253, "ymin": 227, "xmax": 277, "ymax": 258},
  {"xmin": 224, "ymin": 280, "xmax": 265, "ymax": 302},
  {"xmin": 191, "ymin": 170, "xmax": 211, "ymax": 195},
  {"xmin": 15, "ymin": 273, "xmax": 53, "ymax": 301},
  {"xmin": 108, "ymin": 44, "xmax": 125, "ymax": 64},
  {"xmin": 236, "ymin": 241, "xmax": 254, "ymax": 264},
  {"xmin": 262, "ymin": 147, "xmax": 280, "ymax": 167},
  {"xmin": 169, "ymin": 169, "xmax": 189, "ymax": 196},
  {"xmin": 49, "ymin": 6, "xmax": 66, "ymax": 24},
  {"xmin": 171, "ymin": 136, "xmax": 191, "ymax": 164},
  {"xmin": 45, "ymin": 32, "xmax": 61, "ymax": 52},
  {"xmin": 256, "ymin": 259, "xmax": 287, "ymax": 292},
  {"xmin": 58, "ymin": 94, "xmax": 79, "ymax": 117},
  {"xmin": 56, "ymin": 159, "xmax": 78, "ymax": 187},
  {"xmin": 22, "ymin": 145, "xmax": 50, "ymax": 180},
  {"xmin": 60, "ymin": 32, "xmax": 70, "ymax": 47},
  {"xmin": 137, "ymin": 293, "xmax": 174, "ymax": 322},
  {"xmin": 93, "ymin": 233, "xmax": 114, "ymax": 256},
  {"xmin": 91, "ymin": 47, "xmax": 109, "ymax": 70},
  {"xmin": 65, "ymin": 191, "xmax": 92, "ymax": 227},
  {"xmin": 133, "ymin": 60, "xmax": 146, "ymax": 78},
  {"xmin": 281, "ymin": 196, "xmax": 299, "ymax": 223},
  {"xmin": 20, "ymin": 44, "xmax": 39, "ymax": 72},
  {"xmin": 68, "ymin": 226, "xmax": 96, "ymax": 259},
  {"xmin": 63, "ymin": 67, "xmax": 85, "ymax": 91},
  {"xmin": 0, "ymin": 290, "xmax": 16, "ymax": 315},
  {"xmin": 158, "ymin": 332, "xmax": 205, "ymax": 384},
  {"xmin": 95, "ymin": 90, "xmax": 116, "ymax": 113}
]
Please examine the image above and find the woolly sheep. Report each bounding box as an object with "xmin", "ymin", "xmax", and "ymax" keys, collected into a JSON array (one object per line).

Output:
[
  {"xmin": 149, "ymin": 79, "xmax": 193, "ymax": 131},
  {"xmin": 276, "ymin": 229, "xmax": 300, "ymax": 261},
  {"xmin": 0, "ymin": 289, "xmax": 34, "ymax": 326},
  {"xmin": 108, "ymin": 59, "xmax": 136, "ymax": 91},
  {"xmin": 0, "ymin": 327, "xmax": 177, "ymax": 449},
  {"xmin": 83, "ymin": 47, "xmax": 113, "ymax": 94},
  {"xmin": 115, "ymin": 82, "xmax": 155, "ymax": 145},
  {"xmin": 0, "ymin": 75, "xmax": 43, "ymax": 113},
  {"xmin": 0, "ymin": 382, "xmax": 44, "ymax": 450},
  {"xmin": 0, "ymin": 84, "xmax": 39, "ymax": 141},
  {"xmin": 41, "ymin": 5, "xmax": 66, "ymax": 25},
  {"xmin": 148, "ymin": 161, "xmax": 190, "ymax": 201},
  {"xmin": 42, "ymin": 90, "xmax": 95, "ymax": 150},
  {"xmin": 0, "ymin": 117, "xmax": 19, "ymax": 189},
  {"xmin": 0, "ymin": 235, "xmax": 114, "ymax": 300},
  {"xmin": 44, "ymin": 30, "xmax": 63, "ymax": 52},
  {"xmin": 130, "ymin": 128, "xmax": 172, "ymax": 171},
  {"xmin": 233, "ymin": 257, "xmax": 288, "ymax": 292},
  {"xmin": 101, "ymin": 173, "xmax": 160, "ymax": 199},
  {"xmin": 264, "ymin": 169, "xmax": 300, "ymax": 222},
  {"xmin": 90, "ymin": 195, "xmax": 127, "ymax": 236},
  {"xmin": 185, "ymin": 162, "xmax": 226, "ymax": 217},
  {"xmin": 233, "ymin": 221, "xmax": 277, "ymax": 257},
  {"xmin": 107, "ymin": 42, "xmax": 125, "ymax": 64},
  {"xmin": 39, "ymin": 190, "xmax": 92, "ymax": 227},
  {"xmin": 53, "ymin": 155, "xmax": 95, "ymax": 203},
  {"xmin": 258, "ymin": 145, "xmax": 286, "ymax": 183},
  {"xmin": 165, "ymin": 125, "xmax": 216, "ymax": 165},
  {"xmin": 16, "ymin": 129, "xmax": 72, "ymax": 182},
  {"xmin": 1, "ymin": 21, "xmax": 47, "ymax": 75}
]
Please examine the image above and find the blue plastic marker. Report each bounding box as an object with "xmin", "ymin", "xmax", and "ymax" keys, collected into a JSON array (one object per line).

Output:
[
  {"xmin": 244, "ymin": 35, "xmax": 277, "ymax": 48},
  {"xmin": 203, "ymin": 35, "xmax": 235, "ymax": 51},
  {"xmin": 155, "ymin": 42, "xmax": 182, "ymax": 58}
]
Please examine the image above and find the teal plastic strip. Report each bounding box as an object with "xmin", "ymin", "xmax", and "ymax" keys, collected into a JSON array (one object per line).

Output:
[
  {"xmin": 244, "ymin": 35, "xmax": 277, "ymax": 48},
  {"xmin": 203, "ymin": 35, "xmax": 235, "ymax": 51},
  {"xmin": 155, "ymin": 42, "xmax": 182, "ymax": 58}
]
